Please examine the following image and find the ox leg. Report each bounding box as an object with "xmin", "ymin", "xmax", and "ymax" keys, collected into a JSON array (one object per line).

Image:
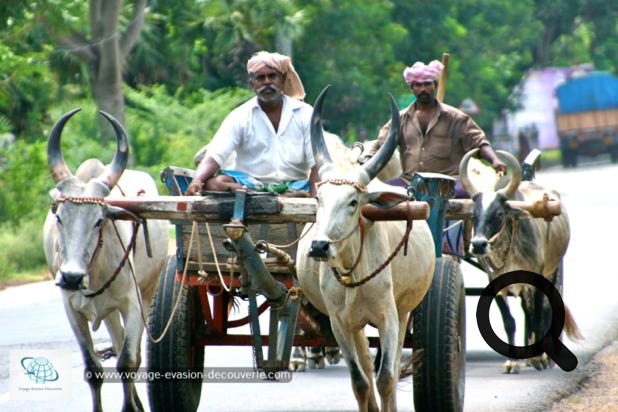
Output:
[
  {"xmin": 494, "ymin": 294, "xmax": 520, "ymax": 374},
  {"xmin": 63, "ymin": 300, "xmax": 104, "ymax": 412},
  {"xmin": 374, "ymin": 309, "xmax": 401, "ymax": 412},
  {"xmin": 99, "ymin": 311, "xmax": 123, "ymax": 360},
  {"xmin": 118, "ymin": 306, "xmax": 145, "ymax": 412},
  {"xmin": 331, "ymin": 321, "xmax": 378, "ymax": 412},
  {"xmin": 289, "ymin": 346, "xmax": 307, "ymax": 372},
  {"xmin": 523, "ymin": 286, "xmax": 551, "ymax": 370}
]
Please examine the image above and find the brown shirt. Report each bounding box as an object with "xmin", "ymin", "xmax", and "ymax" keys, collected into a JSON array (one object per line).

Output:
[{"xmin": 372, "ymin": 100, "xmax": 489, "ymax": 183}]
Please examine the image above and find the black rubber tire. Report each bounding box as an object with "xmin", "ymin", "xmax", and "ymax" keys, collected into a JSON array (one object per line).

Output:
[
  {"xmin": 147, "ymin": 255, "xmax": 205, "ymax": 412},
  {"xmin": 412, "ymin": 256, "xmax": 466, "ymax": 412}
]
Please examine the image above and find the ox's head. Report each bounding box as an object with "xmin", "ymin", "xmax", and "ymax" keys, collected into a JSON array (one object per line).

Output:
[
  {"xmin": 460, "ymin": 149, "xmax": 527, "ymax": 256},
  {"xmin": 307, "ymin": 86, "xmax": 407, "ymax": 264},
  {"xmin": 47, "ymin": 109, "xmax": 131, "ymax": 290}
]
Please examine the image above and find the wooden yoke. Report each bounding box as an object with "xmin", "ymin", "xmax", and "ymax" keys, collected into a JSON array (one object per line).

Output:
[
  {"xmin": 447, "ymin": 197, "xmax": 563, "ymax": 220},
  {"xmin": 106, "ymin": 196, "xmax": 431, "ymax": 224},
  {"xmin": 436, "ymin": 52, "xmax": 450, "ymax": 102},
  {"xmin": 362, "ymin": 201, "xmax": 430, "ymax": 221}
]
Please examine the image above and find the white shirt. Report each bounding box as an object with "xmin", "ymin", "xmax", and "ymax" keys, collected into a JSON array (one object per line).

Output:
[{"xmin": 206, "ymin": 95, "xmax": 315, "ymax": 183}]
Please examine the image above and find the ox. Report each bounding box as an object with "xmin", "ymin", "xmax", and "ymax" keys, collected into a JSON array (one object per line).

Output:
[
  {"xmin": 43, "ymin": 109, "xmax": 169, "ymax": 411},
  {"xmin": 296, "ymin": 87, "xmax": 435, "ymax": 411},
  {"xmin": 459, "ymin": 148, "xmax": 581, "ymax": 373}
]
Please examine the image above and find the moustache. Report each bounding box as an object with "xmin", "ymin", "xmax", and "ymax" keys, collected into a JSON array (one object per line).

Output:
[{"xmin": 258, "ymin": 85, "xmax": 280, "ymax": 95}]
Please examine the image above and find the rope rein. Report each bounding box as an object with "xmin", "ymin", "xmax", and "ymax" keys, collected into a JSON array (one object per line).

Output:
[
  {"xmin": 82, "ymin": 220, "xmax": 139, "ymax": 298},
  {"xmin": 316, "ymin": 179, "xmax": 415, "ymax": 288},
  {"xmin": 482, "ymin": 218, "xmax": 518, "ymax": 272},
  {"xmin": 332, "ymin": 218, "xmax": 412, "ymax": 287}
]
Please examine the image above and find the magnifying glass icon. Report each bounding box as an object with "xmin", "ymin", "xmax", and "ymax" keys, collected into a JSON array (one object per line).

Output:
[{"xmin": 476, "ymin": 270, "xmax": 578, "ymax": 372}]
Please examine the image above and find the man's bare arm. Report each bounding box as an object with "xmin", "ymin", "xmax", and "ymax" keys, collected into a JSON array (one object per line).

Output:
[{"xmin": 185, "ymin": 156, "xmax": 221, "ymax": 195}]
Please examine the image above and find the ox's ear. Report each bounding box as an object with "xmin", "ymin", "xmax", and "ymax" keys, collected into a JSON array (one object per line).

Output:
[
  {"xmin": 49, "ymin": 188, "xmax": 61, "ymax": 201},
  {"xmin": 105, "ymin": 205, "xmax": 140, "ymax": 222},
  {"xmin": 49, "ymin": 188, "xmax": 61, "ymax": 214},
  {"xmin": 505, "ymin": 202, "xmax": 531, "ymax": 220},
  {"xmin": 366, "ymin": 180, "xmax": 409, "ymax": 208}
]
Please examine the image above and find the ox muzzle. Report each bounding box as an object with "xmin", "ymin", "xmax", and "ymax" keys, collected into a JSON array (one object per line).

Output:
[
  {"xmin": 56, "ymin": 271, "xmax": 85, "ymax": 290},
  {"xmin": 470, "ymin": 237, "xmax": 490, "ymax": 256},
  {"xmin": 308, "ymin": 240, "xmax": 331, "ymax": 261}
]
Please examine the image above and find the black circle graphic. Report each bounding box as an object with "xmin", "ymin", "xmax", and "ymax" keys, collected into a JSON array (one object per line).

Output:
[{"xmin": 476, "ymin": 270, "xmax": 577, "ymax": 372}]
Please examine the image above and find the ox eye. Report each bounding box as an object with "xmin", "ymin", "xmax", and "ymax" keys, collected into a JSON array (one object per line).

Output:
[
  {"xmin": 349, "ymin": 199, "xmax": 358, "ymax": 208},
  {"xmin": 55, "ymin": 215, "xmax": 63, "ymax": 225},
  {"xmin": 94, "ymin": 219, "xmax": 104, "ymax": 228}
]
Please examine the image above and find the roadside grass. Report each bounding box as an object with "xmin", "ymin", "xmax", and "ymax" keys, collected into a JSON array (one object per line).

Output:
[
  {"xmin": 0, "ymin": 268, "xmax": 51, "ymax": 291},
  {"xmin": 0, "ymin": 221, "xmax": 176, "ymax": 289},
  {"xmin": 540, "ymin": 148, "xmax": 561, "ymax": 166}
]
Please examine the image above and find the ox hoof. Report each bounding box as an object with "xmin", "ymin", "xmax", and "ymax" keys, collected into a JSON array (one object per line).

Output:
[
  {"xmin": 325, "ymin": 348, "xmax": 341, "ymax": 365},
  {"xmin": 308, "ymin": 357, "xmax": 326, "ymax": 369},
  {"xmin": 502, "ymin": 360, "xmax": 521, "ymax": 374},
  {"xmin": 526, "ymin": 354, "xmax": 551, "ymax": 371},
  {"xmin": 95, "ymin": 345, "xmax": 116, "ymax": 361},
  {"xmin": 289, "ymin": 359, "xmax": 307, "ymax": 372}
]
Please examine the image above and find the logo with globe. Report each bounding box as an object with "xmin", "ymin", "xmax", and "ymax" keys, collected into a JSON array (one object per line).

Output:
[{"xmin": 21, "ymin": 356, "xmax": 60, "ymax": 384}]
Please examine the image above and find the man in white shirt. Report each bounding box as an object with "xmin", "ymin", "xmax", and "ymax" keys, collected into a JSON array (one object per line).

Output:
[{"xmin": 185, "ymin": 51, "xmax": 318, "ymax": 197}]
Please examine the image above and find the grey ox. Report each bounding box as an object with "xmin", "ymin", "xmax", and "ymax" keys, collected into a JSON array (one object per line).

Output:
[
  {"xmin": 43, "ymin": 109, "xmax": 169, "ymax": 412},
  {"xmin": 460, "ymin": 148, "xmax": 582, "ymax": 374},
  {"xmin": 296, "ymin": 87, "xmax": 435, "ymax": 412}
]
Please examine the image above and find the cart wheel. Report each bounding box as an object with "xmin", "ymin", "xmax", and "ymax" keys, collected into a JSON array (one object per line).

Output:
[
  {"xmin": 147, "ymin": 255, "xmax": 205, "ymax": 412},
  {"xmin": 412, "ymin": 256, "xmax": 466, "ymax": 412}
]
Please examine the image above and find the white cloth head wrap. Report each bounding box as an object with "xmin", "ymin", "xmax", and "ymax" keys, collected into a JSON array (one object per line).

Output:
[
  {"xmin": 247, "ymin": 51, "xmax": 306, "ymax": 100},
  {"xmin": 403, "ymin": 60, "xmax": 444, "ymax": 85}
]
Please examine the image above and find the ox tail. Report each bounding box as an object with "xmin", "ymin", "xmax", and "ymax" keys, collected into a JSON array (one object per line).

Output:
[{"xmin": 563, "ymin": 304, "xmax": 584, "ymax": 341}]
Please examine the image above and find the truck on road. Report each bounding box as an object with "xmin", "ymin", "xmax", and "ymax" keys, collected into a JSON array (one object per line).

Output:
[{"xmin": 556, "ymin": 71, "xmax": 618, "ymax": 167}]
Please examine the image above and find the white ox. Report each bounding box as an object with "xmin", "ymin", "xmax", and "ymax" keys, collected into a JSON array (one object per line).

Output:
[
  {"xmin": 296, "ymin": 88, "xmax": 435, "ymax": 411},
  {"xmin": 43, "ymin": 109, "xmax": 169, "ymax": 412},
  {"xmin": 459, "ymin": 148, "xmax": 581, "ymax": 373}
]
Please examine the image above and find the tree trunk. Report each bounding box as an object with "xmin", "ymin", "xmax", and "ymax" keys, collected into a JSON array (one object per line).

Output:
[{"xmin": 53, "ymin": 0, "xmax": 146, "ymax": 148}]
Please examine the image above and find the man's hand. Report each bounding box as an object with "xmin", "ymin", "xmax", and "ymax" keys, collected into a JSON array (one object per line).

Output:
[
  {"xmin": 185, "ymin": 179, "xmax": 203, "ymax": 196},
  {"xmin": 492, "ymin": 159, "xmax": 507, "ymax": 175}
]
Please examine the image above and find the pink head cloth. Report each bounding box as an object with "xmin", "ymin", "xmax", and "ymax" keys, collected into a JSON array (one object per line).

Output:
[
  {"xmin": 403, "ymin": 60, "xmax": 444, "ymax": 85},
  {"xmin": 247, "ymin": 51, "xmax": 306, "ymax": 100}
]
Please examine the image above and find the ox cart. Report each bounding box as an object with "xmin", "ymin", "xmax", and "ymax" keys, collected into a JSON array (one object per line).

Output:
[{"xmin": 106, "ymin": 153, "xmax": 562, "ymax": 412}]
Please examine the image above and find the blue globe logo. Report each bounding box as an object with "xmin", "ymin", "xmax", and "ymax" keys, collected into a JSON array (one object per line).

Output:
[{"xmin": 21, "ymin": 356, "xmax": 60, "ymax": 384}]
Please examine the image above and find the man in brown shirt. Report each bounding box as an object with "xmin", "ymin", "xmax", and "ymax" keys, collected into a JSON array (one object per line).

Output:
[{"xmin": 369, "ymin": 59, "xmax": 506, "ymax": 197}]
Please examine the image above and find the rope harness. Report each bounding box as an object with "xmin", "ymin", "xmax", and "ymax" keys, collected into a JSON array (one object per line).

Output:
[
  {"xmin": 481, "ymin": 217, "xmax": 518, "ymax": 273},
  {"xmin": 318, "ymin": 179, "xmax": 413, "ymax": 288},
  {"xmin": 55, "ymin": 195, "xmax": 140, "ymax": 298}
]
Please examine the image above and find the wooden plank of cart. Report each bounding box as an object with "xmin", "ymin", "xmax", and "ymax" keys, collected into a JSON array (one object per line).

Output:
[{"xmin": 106, "ymin": 165, "xmax": 562, "ymax": 412}]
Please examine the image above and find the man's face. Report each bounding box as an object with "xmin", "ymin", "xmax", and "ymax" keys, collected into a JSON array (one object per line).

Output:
[
  {"xmin": 249, "ymin": 67, "xmax": 285, "ymax": 103},
  {"xmin": 410, "ymin": 80, "xmax": 436, "ymax": 104}
]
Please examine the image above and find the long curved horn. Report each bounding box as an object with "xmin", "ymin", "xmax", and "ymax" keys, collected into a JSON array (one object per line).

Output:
[
  {"xmin": 48, "ymin": 108, "xmax": 82, "ymax": 183},
  {"xmin": 459, "ymin": 148, "xmax": 480, "ymax": 196},
  {"xmin": 97, "ymin": 110, "xmax": 129, "ymax": 190},
  {"xmin": 310, "ymin": 85, "xmax": 333, "ymax": 170},
  {"xmin": 496, "ymin": 150, "xmax": 521, "ymax": 197},
  {"xmin": 362, "ymin": 93, "xmax": 400, "ymax": 180}
]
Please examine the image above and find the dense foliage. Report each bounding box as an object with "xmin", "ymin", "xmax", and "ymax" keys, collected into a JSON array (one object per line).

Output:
[{"xmin": 1, "ymin": 0, "xmax": 618, "ymax": 275}]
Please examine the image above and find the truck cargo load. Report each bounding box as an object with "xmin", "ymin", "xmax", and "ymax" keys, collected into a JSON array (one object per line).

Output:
[{"xmin": 555, "ymin": 71, "xmax": 618, "ymax": 167}]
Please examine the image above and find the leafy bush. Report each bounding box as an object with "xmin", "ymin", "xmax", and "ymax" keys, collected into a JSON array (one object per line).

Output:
[
  {"xmin": 0, "ymin": 218, "xmax": 47, "ymax": 278},
  {"xmin": 124, "ymin": 85, "xmax": 252, "ymax": 191}
]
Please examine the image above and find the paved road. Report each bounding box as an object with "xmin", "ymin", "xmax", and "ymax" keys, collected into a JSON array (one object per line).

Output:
[{"xmin": 1, "ymin": 161, "xmax": 616, "ymax": 411}]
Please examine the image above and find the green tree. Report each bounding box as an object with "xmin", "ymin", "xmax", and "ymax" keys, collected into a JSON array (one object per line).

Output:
[
  {"xmin": 41, "ymin": 0, "xmax": 147, "ymax": 131},
  {"xmin": 295, "ymin": 0, "xmax": 406, "ymax": 138}
]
